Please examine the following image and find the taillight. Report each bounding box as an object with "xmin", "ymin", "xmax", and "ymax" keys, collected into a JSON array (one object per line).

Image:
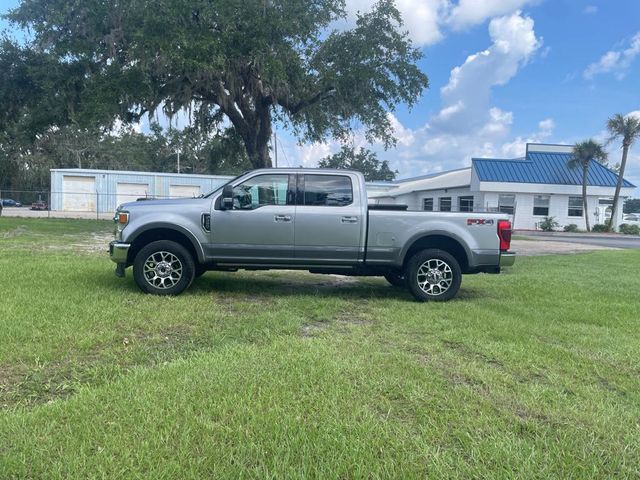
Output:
[{"xmin": 498, "ymin": 220, "xmax": 512, "ymax": 251}]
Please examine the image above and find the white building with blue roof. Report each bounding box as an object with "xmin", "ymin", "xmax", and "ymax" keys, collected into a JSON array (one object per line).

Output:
[{"xmin": 369, "ymin": 143, "xmax": 636, "ymax": 230}]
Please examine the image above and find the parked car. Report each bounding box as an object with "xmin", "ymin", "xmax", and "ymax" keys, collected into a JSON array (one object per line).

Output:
[
  {"xmin": 109, "ymin": 169, "xmax": 515, "ymax": 301},
  {"xmin": 1, "ymin": 199, "xmax": 22, "ymax": 207},
  {"xmin": 30, "ymin": 200, "xmax": 48, "ymax": 210}
]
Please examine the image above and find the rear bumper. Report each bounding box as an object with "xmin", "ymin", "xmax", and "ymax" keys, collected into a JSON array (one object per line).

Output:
[
  {"xmin": 109, "ymin": 241, "xmax": 130, "ymax": 264},
  {"xmin": 499, "ymin": 251, "xmax": 516, "ymax": 267}
]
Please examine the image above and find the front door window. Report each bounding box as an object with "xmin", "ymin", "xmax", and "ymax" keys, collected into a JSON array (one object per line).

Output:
[{"xmin": 232, "ymin": 174, "xmax": 290, "ymax": 210}]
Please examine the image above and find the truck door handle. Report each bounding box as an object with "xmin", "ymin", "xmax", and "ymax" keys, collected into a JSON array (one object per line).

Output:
[
  {"xmin": 341, "ymin": 216, "xmax": 359, "ymax": 224},
  {"xmin": 274, "ymin": 214, "xmax": 292, "ymax": 223}
]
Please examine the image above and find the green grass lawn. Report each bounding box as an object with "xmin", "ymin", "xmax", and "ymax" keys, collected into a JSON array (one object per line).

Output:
[{"xmin": 1, "ymin": 217, "xmax": 639, "ymax": 478}]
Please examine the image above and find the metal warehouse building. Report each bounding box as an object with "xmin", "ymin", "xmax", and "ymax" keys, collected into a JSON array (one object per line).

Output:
[{"xmin": 50, "ymin": 169, "xmax": 232, "ymax": 213}]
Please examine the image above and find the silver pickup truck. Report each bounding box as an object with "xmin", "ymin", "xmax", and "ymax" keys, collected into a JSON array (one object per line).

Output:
[{"xmin": 109, "ymin": 168, "xmax": 515, "ymax": 301}]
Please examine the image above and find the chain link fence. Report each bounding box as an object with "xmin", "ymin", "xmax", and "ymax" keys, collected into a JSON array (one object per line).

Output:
[{"xmin": 0, "ymin": 189, "xmax": 205, "ymax": 220}]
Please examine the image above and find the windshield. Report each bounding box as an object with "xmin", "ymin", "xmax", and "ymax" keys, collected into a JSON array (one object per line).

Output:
[{"xmin": 201, "ymin": 173, "xmax": 245, "ymax": 198}]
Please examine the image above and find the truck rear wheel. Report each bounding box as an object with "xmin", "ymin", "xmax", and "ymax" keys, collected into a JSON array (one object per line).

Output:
[
  {"xmin": 405, "ymin": 249, "xmax": 461, "ymax": 302},
  {"xmin": 133, "ymin": 240, "xmax": 195, "ymax": 295}
]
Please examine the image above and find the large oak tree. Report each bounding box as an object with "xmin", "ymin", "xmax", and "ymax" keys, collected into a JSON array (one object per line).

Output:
[{"xmin": 3, "ymin": 0, "xmax": 428, "ymax": 168}]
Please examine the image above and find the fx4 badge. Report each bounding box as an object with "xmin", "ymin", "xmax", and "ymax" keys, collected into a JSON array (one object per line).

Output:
[{"xmin": 467, "ymin": 218, "xmax": 495, "ymax": 226}]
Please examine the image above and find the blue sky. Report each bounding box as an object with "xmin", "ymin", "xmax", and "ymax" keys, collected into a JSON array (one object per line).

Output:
[{"xmin": 2, "ymin": 0, "xmax": 640, "ymax": 194}]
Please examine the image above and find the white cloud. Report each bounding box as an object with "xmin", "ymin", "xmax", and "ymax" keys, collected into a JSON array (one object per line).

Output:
[
  {"xmin": 343, "ymin": 0, "xmax": 449, "ymax": 46},
  {"xmin": 343, "ymin": 0, "xmax": 541, "ymax": 47},
  {"xmin": 292, "ymin": 142, "xmax": 335, "ymax": 168},
  {"xmin": 626, "ymin": 110, "xmax": 640, "ymax": 121},
  {"xmin": 583, "ymin": 5, "xmax": 598, "ymax": 15},
  {"xmin": 538, "ymin": 118, "xmax": 555, "ymax": 133},
  {"xmin": 432, "ymin": 11, "xmax": 541, "ymax": 134},
  {"xmin": 387, "ymin": 113, "xmax": 415, "ymax": 146},
  {"xmin": 285, "ymin": 11, "xmax": 547, "ymax": 179},
  {"xmin": 109, "ymin": 118, "xmax": 142, "ymax": 137},
  {"xmin": 584, "ymin": 32, "xmax": 640, "ymax": 80},
  {"xmin": 446, "ymin": 0, "xmax": 540, "ymax": 30},
  {"xmin": 500, "ymin": 117, "xmax": 555, "ymax": 158}
]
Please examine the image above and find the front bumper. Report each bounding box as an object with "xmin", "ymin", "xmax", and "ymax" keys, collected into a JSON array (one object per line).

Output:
[
  {"xmin": 109, "ymin": 241, "xmax": 131, "ymax": 264},
  {"xmin": 499, "ymin": 251, "xmax": 516, "ymax": 267}
]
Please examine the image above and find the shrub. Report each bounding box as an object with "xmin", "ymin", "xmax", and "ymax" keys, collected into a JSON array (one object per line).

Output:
[
  {"xmin": 592, "ymin": 224, "xmax": 608, "ymax": 232},
  {"xmin": 539, "ymin": 216, "xmax": 559, "ymax": 232},
  {"xmin": 563, "ymin": 224, "xmax": 579, "ymax": 232},
  {"xmin": 619, "ymin": 223, "xmax": 640, "ymax": 235}
]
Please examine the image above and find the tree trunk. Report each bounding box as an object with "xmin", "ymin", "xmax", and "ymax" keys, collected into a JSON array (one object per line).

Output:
[
  {"xmin": 583, "ymin": 164, "xmax": 590, "ymax": 232},
  {"xmin": 244, "ymin": 134, "xmax": 272, "ymax": 169},
  {"xmin": 241, "ymin": 103, "xmax": 273, "ymax": 169},
  {"xmin": 608, "ymin": 143, "xmax": 629, "ymax": 231}
]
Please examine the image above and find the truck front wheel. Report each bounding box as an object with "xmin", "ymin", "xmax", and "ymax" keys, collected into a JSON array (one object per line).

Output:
[
  {"xmin": 405, "ymin": 249, "xmax": 461, "ymax": 302},
  {"xmin": 133, "ymin": 240, "xmax": 195, "ymax": 295}
]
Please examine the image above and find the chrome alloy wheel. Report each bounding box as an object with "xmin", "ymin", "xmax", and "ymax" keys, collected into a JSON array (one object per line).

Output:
[
  {"xmin": 143, "ymin": 251, "xmax": 183, "ymax": 289},
  {"xmin": 416, "ymin": 259, "xmax": 453, "ymax": 296}
]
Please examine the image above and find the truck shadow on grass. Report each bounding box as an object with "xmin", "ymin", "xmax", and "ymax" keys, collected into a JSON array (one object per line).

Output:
[
  {"xmin": 97, "ymin": 269, "xmax": 486, "ymax": 302},
  {"xmin": 191, "ymin": 273, "xmax": 408, "ymax": 300},
  {"xmin": 190, "ymin": 273, "xmax": 487, "ymax": 302}
]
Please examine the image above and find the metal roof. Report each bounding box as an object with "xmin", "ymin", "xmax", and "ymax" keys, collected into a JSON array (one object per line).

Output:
[
  {"xmin": 473, "ymin": 151, "xmax": 636, "ymax": 188},
  {"xmin": 368, "ymin": 168, "xmax": 472, "ymax": 198},
  {"xmin": 51, "ymin": 168, "xmax": 233, "ymax": 181}
]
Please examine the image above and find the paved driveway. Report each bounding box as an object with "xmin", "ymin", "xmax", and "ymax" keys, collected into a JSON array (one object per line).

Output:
[{"xmin": 515, "ymin": 231, "xmax": 640, "ymax": 249}]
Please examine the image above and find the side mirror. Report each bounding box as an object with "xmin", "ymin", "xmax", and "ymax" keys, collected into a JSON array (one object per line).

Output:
[{"xmin": 221, "ymin": 184, "xmax": 234, "ymax": 210}]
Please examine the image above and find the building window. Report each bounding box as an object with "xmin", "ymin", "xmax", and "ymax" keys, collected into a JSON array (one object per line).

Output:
[
  {"xmin": 439, "ymin": 197, "xmax": 452, "ymax": 212},
  {"xmin": 423, "ymin": 198, "xmax": 434, "ymax": 211},
  {"xmin": 533, "ymin": 195, "xmax": 550, "ymax": 216},
  {"xmin": 568, "ymin": 196, "xmax": 583, "ymax": 217},
  {"xmin": 458, "ymin": 196, "xmax": 474, "ymax": 212},
  {"xmin": 303, "ymin": 175, "xmax": 353, "ymax": 207},
  {"xmin": 498, "ymin": 194, "xmax": 515, "ymax": 215}
]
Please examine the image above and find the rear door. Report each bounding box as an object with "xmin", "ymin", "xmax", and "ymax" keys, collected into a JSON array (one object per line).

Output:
[
  {"xmin": 210, "ymin": 173, "xmax": 296, "ymax": 263},
  {"xmin": 294, "ymin": 173, "xmax": 362, "ymax": 264}
]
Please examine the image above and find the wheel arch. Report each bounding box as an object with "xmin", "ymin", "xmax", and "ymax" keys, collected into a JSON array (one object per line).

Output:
[
  {"xmin": 127, "ymin": 225, "xmax": 204, "ymax": 265},
  {"xmin": 402, "ymin": 234, "xmax": 470, "ymax": 273}
]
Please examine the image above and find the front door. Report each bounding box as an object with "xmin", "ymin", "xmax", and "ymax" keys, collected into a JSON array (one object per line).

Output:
[{"xmin": 210, "ymin": 173, "xmax": 295, "ymax": 263}]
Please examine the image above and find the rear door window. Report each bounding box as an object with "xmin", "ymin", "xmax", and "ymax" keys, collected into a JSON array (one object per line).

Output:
[{"xmin": 302, "ymin": 175, "xmax": 353, "ymax": 207}]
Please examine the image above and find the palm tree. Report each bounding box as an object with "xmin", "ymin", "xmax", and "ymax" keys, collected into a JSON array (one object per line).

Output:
[
  {"xmin": 606, "ymin": 113, "xmax": 640, "ymax": 230},
  {"xmin": 569, "ymin": 140, "xmax": 607, "ymax": 232}
]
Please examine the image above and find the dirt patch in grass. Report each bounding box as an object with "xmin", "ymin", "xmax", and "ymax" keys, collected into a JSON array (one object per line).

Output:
[
  {"xmin": 406, "ymin": 344, "xmax": 557, "ymax": 431},
  {"xmin": 69, "ymin": 233, "xmax": 114, "ymax": 254},
  {"xmin": 0, "ymin": 325, "xmax": 206, "ymax": 409},
  {"xmin": 441, "ymin": 339, "xmax": 504, "ymax": 369},
  {"xmin": 1, "ymin": 226, "xmax": 28, "ymax": 238},
  {"xmin": 300, "ymin": 306, "xmax": 372, "ymax": 338},
  {"xmin": 300, "ymin": 321, "xmax": 330, "ymax": 338}
]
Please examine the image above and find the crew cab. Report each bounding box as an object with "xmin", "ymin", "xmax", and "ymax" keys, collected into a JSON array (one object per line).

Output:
[{"xmin": 109, "ymin": 169, "xmax": 515, "ymax": 301}]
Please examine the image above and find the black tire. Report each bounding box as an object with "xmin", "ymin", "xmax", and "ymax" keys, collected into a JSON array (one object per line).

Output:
[
  {"xmin": 133, "ymin": 240, "xmax": 195, "ymax": 295},
  {"xmin": 384, "ymin": 272, "xmax": 406, "ymax": 288},
  {"xmin": 404, "ymin": 249, "xmax": 461, "ymax": 302}
]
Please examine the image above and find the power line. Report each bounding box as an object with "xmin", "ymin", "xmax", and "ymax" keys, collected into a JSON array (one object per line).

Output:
[{"xmin": 276, "ymin": 136, "xmax": 291, "ymax": 167}]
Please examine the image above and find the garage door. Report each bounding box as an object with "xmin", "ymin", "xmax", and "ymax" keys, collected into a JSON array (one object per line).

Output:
[
  {"xmin": 62, "ymin": 176, "xmax": 96, "ymax": 211},
  {"xmin": 169, "ymin": 184, "xmax": 201, "ymax": 198},
  {"xmin": 116, "ymin": 183, "xmax": 150, "ymax": 207}
]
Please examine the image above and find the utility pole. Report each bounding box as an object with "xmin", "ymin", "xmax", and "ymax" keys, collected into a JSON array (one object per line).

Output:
[
  {"xmin": 273, "ymin": 131, "xmax": 278, "ymax": 168},
  {"xmin": 176, "ymin": 151, "xmax": 180, "ymax": 174}
]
